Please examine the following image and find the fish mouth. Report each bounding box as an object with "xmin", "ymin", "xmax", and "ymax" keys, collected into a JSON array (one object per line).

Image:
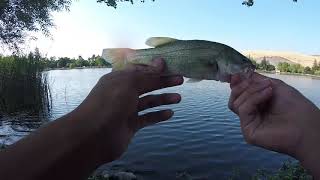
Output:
[{"xmin": 240, "ymin": 65, "xmax": 255, "ymax": 79}]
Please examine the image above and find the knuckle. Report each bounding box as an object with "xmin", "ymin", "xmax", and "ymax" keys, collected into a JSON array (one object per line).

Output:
[{"xmin": 243, "ymin": 130, "xmax": 256, "ymax": 145}]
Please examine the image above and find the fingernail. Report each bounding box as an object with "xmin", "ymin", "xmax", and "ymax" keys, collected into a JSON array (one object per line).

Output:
[
  {"xmin": 169, "ymin": 94, "xmax": 182, "ymax": 103},
  {"xmin": 164, "ymin": 110, "xmax": 174, "ymax": 118}
]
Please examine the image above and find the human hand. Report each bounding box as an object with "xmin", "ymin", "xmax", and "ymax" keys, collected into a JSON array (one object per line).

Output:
[
  {"xmin": 72, "ymin": 58, "xmax": 184, "ymax": 163},
  {"xmin": 228, "ymin": 73, "xmax": 320, "ymax": 160}
]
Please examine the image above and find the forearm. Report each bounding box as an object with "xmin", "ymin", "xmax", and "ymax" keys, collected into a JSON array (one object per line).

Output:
[
  {"xmin": 296, "ymin": 108, "xmax": 320, "ymax": 179},
  {"xmin": 0, "ymin": 109, "xmax": 106, "ymax": 180}
]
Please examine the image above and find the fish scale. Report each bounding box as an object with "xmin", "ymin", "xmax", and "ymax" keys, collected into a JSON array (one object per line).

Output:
[{"xmin": 102, "ymin": 37, "xmax": 255, "ymax": 83}]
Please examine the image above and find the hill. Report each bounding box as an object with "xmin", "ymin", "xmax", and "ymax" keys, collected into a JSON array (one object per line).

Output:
[{"xmin": 243, "ymin": 50, "xmax": 320, "ymax": 67}]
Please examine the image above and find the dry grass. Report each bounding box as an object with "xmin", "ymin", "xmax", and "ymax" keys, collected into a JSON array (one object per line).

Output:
[{"xmin": 243, "ymin": 50, "xmax": 320, "ymax": 67}]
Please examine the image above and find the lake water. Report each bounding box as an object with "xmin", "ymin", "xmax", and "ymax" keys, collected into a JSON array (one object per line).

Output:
[{"xmin": 1, "ymin": 68, "xmax": 320, "ymax": 179}]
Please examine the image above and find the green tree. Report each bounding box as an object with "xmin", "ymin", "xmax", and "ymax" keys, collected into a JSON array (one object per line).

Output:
[
  {"xmin": 57, "ymin": 57, "xmax": 71, "ymax": 68},
  {"xmin": 277, "ymin": 62, "xmax": 290, "ymax": 72},
  {"xmin": 259, "ymin": 57, "xmax": 269, "ymax": 70},
  {"xmin": 0, "ymin": 0, "xmax": 152, "ymax": 51},
  {"xmin": 312, "ymin": 60, "xmax": 319, "ymax": 71},
  {"xmin": 304, "ymin": 66, "xmax": 314, "ymax": 74},
  {"xmin": 266, "ymin": 64, "xmax": 276, "ymax": 71}
]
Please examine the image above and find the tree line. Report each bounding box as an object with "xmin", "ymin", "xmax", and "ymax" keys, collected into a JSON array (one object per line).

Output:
[
  {"xmin": 44, "ymin": 55, "xmax": 112, "ymax": 69},
  {"xmin": 251, "ymin": 56, "xmax": 320, "ymax": 76},
  {"xmin": 277, "ymin": 60, "xmax": 320, "ymax": 75}
]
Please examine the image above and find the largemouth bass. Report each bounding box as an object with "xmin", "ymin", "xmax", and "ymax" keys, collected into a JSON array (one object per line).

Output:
[{"xmin": 102, "ymin": 37, "xmax": 255, "ymax": 82}]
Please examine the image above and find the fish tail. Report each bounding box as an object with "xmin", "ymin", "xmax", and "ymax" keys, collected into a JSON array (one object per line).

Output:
[{"xmin": 102, "ymin": 48, "xmax": 134, "ymax": 71}]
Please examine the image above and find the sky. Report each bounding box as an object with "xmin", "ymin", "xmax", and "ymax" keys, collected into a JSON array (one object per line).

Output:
[{"xmin": 16, "ymin": 0, "xmax": 320, "ymax": 58}]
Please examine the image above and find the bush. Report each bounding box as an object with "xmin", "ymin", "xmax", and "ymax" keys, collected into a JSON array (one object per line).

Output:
[
  {"xmin": 252, "ymin": 161, "xmax": 312, "ymax": 180},
  {"xmin": 315, "ymin": 70, "xmax": 320, "ymax": 76}
]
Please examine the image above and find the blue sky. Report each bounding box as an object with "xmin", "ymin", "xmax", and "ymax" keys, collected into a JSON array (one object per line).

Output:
[{"xmin": 27, "ymin": 0, "xmax": 320, "ymax": 58}]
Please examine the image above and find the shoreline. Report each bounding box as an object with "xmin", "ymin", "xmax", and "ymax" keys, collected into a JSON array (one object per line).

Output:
[
  {"xmin": 44, "ymin": 66, "xmax": 111, "ymax": 71},
  {"xmin": 256, "ymin": 70, "xmax": 320, "ymax": 79},
  {"xmin": 44, "ymin": 68, "xmax": 320, "ymax": 79}
]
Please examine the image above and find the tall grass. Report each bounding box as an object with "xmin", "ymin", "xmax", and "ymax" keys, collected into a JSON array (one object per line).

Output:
[{"xmin": 0, "ymin": 53, "xmax": 51, "ymax": 117}]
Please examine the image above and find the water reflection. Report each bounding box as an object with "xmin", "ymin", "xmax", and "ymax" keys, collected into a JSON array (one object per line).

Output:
[{"xmin": 1, "ymin": 69, "xmax": 319, "ymax": 179}]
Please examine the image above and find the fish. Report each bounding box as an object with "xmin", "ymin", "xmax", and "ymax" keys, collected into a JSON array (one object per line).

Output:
[{"xmin": 101, "ymin": 37, "xmax": 255, "ymax": 83}]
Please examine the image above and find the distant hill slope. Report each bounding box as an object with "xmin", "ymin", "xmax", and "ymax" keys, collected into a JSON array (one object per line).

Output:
[{"xmin": 243, "ymin": 51, "xmax": 320, "ymax": 67}]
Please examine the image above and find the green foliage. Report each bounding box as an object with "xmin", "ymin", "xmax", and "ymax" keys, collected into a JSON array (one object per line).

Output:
[
  {"xmin": 312, "ymin": 60, "xmax": 320, "ymax": 72},
  {"xmin": 255, "ymin": 57, "xmax": 276, "ymax": 71},
  {"xmin": 252, "ymin": 161, "xmax": 312, "ymax": 180},
  {"xmin": 278, "ymin": 62, "xmax": 318, "ymax": 75},
  {"xmin": 0, "ymin": 52, "xmax": 50, "ymax": 115},
  {"xmin": 0, "ymin": 0, "xmax": 156, "ymax": 50},
  {"xmin": 315, "ymin": 70, "xmax": 320, "ymax": 76},
  {"xmin": 97, "ymin": 0, "xmax": 155, "ymax": 8},
  {"xmin": 304, "ymin": 66, "xmax": 313, "ymax": 74},
  {"xmin": 0, "ymin": 0, "xmax": 71, "ymax": 50},
  {"xmin": 289, "ymin": 64, "xmax": 304, "ymax": 73},
  {"xmin": 277, "ymin": 62, "xmax": 291, "ymax": 72},
  {"xmin": 45, "ymin": 55, "xmax": 111, "ymax": 69}
]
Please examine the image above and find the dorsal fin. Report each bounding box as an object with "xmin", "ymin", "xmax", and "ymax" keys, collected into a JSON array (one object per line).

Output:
[{"xmin": 145, "ymin": 37, "xmax": 178, "ymax": 47}]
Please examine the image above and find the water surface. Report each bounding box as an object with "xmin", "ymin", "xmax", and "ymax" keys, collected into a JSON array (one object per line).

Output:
[{"xmin": 1, "ymin": 69, "xmax": 320, "ymax": 179}]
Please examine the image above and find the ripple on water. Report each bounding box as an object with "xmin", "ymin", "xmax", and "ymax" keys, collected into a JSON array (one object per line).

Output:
[{"xmin": 1, "ymin": 70, "xmax": 319, "ymax": 179}]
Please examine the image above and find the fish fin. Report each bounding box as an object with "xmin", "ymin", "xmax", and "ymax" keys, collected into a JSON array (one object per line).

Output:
[
  {"xmin": 187, "ymin": 78, "xmax": 202, "ymax": 83},
  {"xmin": 145, "ymin": 37, "xmax": 178, "ymax": 47},
  {"xmin": 101, "ymin": 48, "xmax": 133, "ymax": 71}
]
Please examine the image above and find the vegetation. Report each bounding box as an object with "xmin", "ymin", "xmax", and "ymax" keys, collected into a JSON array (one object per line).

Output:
[
  {"xmin": 0, "ymin": 49, "xmax": 50, "ymax": 115},
  {"xmin": 250, "ymin": 57, "xmax": 276, "ymax": 72},
  {"xmin": 1, "ymin": 0, "xmax": 299, "ymax": 51},
  {"xmin": 0, "ymin": 48, "xmax": 111, "ymax": 115},
  {"xmin": 44, "ymin": 55, "xmax": 112, "ymax": 69},
  {"xmin": 249, "ymin": 56, "xmax": 320, "ymax": 76},
  {"xmin": 252, "ymin": 161, "xmax": 312, "ymax": 180},
  {"xmin": 0, "ymin": 0, "xmax": 153, "ymax": 51},
  {"xmin": 277, "ymin": 60, "xmax": 320, "ymax": 75}
]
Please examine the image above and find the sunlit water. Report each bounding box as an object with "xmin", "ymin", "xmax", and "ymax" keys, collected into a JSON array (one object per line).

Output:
[{"xmin": 1, "ymin": 68, "xmax": 320, "ymax": 179}]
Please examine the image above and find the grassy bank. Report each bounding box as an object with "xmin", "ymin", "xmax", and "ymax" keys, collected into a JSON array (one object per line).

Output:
[
  {"xmin": 86, "ymin": 161, "xmax": 312, "ymax": 180},
  {"xmin": 0, "ymin": 54, "xmax": 50, "ymax": 116}
]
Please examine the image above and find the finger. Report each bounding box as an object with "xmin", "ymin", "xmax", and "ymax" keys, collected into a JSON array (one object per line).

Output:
[
  {"xmin": 251, "ymin": 72, "xmax": 274, "ymax": 83},
  {"xmin": 230, "ymin": 74, "xmax": 242, "ymax": 88},
  {"xmin": 136, "ymin": 74, "xmax": 184, "ymax": 95},
  {"xmin": 232, "ymin": 79, "xmax": 272, "ymax": 113},
  {"xmin": 126, "ymin": 58, "xmax": 165, "ymax": 74},
  {"xmin": 136, "ymin": 110, "xmax": 174, "ymax": 129},
  {"xmin": 238, "ymin": 87, "xmax": 273, "ymax": 126},
  {"xmin": 228, "ymin": 78, "xmax": 252, "ymax": 112},
  {"xmin": 138, "ymin": 93, "xmax": 181, "ymax": 111}
]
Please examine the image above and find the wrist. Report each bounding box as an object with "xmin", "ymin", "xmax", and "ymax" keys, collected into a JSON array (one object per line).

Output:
[{"xmin": 295, "ymin": 108, "xmax": 320, "ymax": 177}]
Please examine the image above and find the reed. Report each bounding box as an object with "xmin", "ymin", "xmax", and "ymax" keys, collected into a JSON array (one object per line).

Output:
[{"xmin": 0, "ymin": 53, "xmax": 51, "ymax": 117}]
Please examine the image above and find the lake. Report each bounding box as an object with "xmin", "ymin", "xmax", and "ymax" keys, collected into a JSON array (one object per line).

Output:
[{"xmin": 1, "ymin": 68, "xmax": 320, "ymax": 179}]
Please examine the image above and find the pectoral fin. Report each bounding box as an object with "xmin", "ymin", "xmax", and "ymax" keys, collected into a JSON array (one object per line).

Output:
[
  {"xmin": 187, "ymin": 78, "xmax": 202, "ymax": 83},
  {"xmin": 145, "ymin": 37, "xmax": 178, "ymax": 47}
]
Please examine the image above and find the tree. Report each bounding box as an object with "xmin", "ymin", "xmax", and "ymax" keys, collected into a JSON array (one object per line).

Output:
[
  {"xmin": 0, "ymin": 0, "xmax": 152, "ymax": 51},
  {"xmin": 0, "ymin": 0, "xmax": 71, "ymax": 51},
  {"xmin": 57, "ymin": 57, "xmax": 71, "ymax": 68},
  {"xmin": 1, "ymin": 0, "xmax": 299, "ymax": 51},
  {"xmin": 97, "ymin": 0, "xmax": 155, "ymax": 8},
  {"xmin": 266, "ymin": 64, "xmax": 275, "ymax": 71},
  {"xmin": 277, "ymin": 62, "xmax": 290, "ymax": 72},
  {"xmin": 259, "ymin": 57, "xmax": 268, "ymax": 70},
  {"xmin": 304, "ymin": 67, "xmax": 313, "ymax": 74},
  {"xmin": 312, "ymin": 60, "xmax": 319, "ymax": 71}
]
